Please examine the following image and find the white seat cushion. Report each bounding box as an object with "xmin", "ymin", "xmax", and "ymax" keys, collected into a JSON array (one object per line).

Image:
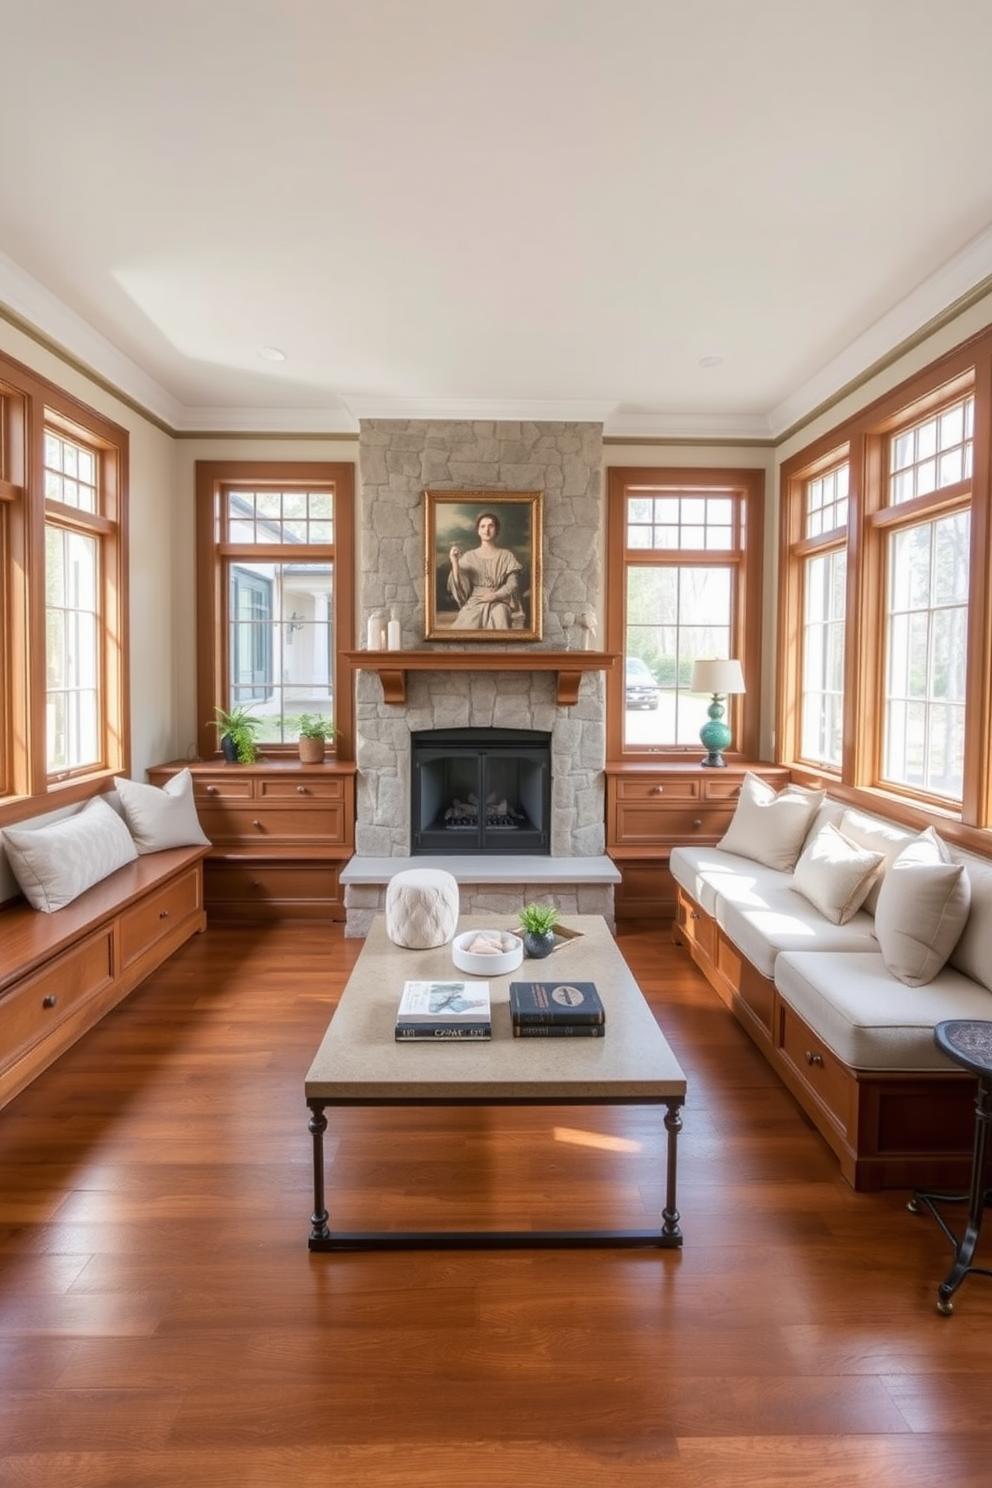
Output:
[
  {"xmin": 774, "ymin": 950, "xmax": 992, "ymax": 1070},
  {"xmin": 385, "ymin": 868, "xmax": 460, "ymax": 948}
]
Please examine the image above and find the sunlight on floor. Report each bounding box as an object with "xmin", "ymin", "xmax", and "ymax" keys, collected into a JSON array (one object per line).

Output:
[{"xmin": 553, "ymin": 1126, "xmax": 642, "ymax": 1153}]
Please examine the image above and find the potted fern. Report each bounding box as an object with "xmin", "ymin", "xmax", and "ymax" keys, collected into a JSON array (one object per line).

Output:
[
  {"xmin": 209, "ymin": 705, "xmax": 262, "ymax": 764},
  {"xmin": 292, "ymin": 713, "xmax": 335, "ymax": 764},
  {"xmin": 517, "ymin": 901, "xmax": 559, "ymax": 959}
]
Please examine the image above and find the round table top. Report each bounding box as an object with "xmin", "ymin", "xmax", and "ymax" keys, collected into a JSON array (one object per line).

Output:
[{"xmin": 935, "ymin": 1020, "xmax": 992, "ymax": 1079}]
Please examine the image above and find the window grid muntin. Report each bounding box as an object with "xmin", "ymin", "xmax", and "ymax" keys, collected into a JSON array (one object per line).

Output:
[
  {"xmin": 889, "ymin": 395, "xmax": 974, "ymax": 506},
  {"xmin": 226, "ymin": 488, "xmax": 333, "ymax": 545},
  {"xmin": 44, "ymin": 429, "xmax": 98, "ymax": 514},
  {"xmin": 626, "ymin": 492, "xmax": 735, "ymax": 552},
  {"xmin": 805, "ymin": 462, "xmax": 849, "ymax": 539}
]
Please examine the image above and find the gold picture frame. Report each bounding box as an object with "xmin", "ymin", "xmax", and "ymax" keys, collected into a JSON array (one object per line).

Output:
[{"xmin": 424, "ymin": 490, "xmax": 542, "ymax": 641}]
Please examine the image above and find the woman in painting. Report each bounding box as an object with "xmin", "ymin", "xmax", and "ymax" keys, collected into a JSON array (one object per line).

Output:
[{"xmin": 446, "ymin": 511, "xmax": 524, "ymax": 630}]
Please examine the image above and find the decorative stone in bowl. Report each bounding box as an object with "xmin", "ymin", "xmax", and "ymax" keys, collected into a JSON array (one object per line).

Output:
[{"xmin": 451, "ymin": 929, "xmax": 524, "ymax": 976}]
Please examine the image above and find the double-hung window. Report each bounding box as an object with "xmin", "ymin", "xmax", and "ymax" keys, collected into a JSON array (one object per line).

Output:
[
  {"xmin": 0, "ymin": 353, "xmax": 128, "ymax": 826},
  {"xmin": 781, "ymin": 338, "xmax": 990, "ymax": 832},
  {"xmin": 606, "ymin": 467, "xmax": 763, "ymax": 760},
  {"xmin": 195, "ymin": 461, "xmax": 355, "ymax": 760}
]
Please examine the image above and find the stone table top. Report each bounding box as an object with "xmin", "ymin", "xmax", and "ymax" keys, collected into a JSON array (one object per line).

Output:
[{"xmin": 305, "ymin": 913, "xmax": 687, "ymax": 1103}]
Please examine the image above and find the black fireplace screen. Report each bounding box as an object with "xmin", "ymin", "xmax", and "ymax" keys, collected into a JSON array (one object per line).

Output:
[{"xmin": 411, "ymin": 727, "xmax": 551, "ymax": 855}]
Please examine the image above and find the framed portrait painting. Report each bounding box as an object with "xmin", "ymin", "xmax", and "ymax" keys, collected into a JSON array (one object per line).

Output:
[{"xmin": 424, "ymin": 490, "xmax": 542, "ymax": 641}]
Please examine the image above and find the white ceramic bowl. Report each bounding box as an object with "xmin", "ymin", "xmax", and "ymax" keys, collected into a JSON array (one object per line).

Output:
[{"xmin": 451, "ymin": 928, "xmax": 524, "ymax": 976}]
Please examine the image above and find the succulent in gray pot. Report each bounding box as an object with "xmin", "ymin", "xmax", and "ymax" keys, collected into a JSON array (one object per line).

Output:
[{"xmin": 517, "ymin": 901, "xmax": 559, "ymax": 959}]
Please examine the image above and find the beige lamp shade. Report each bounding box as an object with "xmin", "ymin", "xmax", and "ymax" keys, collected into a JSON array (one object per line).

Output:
[{"xmin": 690, "ymin": 658, "xmax": 746, "ymax": 696}]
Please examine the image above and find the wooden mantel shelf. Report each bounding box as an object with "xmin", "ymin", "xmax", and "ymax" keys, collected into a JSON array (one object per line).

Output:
[{"xmin": 344, "ymin": 650, "xmax": 620, "ymax": 706}]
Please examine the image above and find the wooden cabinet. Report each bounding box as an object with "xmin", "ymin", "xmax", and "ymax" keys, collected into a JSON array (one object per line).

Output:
[
  {"xmin": 606, "ymin": 762, "xmax": 790, "ymax": 920},
  {"xmin": 147, "ymin": 760, "xmax": 356, "ymax": 921},
  {"xmin": 0, "ymin": 847, "xmax": 207, "ymax": 1112}
]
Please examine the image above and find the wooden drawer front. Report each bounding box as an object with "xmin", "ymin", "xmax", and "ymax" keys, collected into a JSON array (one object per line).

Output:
[
  {"xmin": 199, "ymin": 805, "xmax": 341, "ymax": 843},
  {"xmin": 678, "ymin": 894, "xmax": 716, "ymax": 959},
  {"xmin": 206, "ymin": 863, "xmax": 338, "ymax": 901},
  {"xmin": 778, "ymin": 1003, "xmax": 855, "ymax": 1135},
  {"xmin": 614, "ymin": 777, "xmax": 701, "ymax": 802},
  {"xmin": 119, "ymin": 868, "xmax": 202, "ymax": 967},
  {"xmin": 193, "ymin": 777, "xmax": 255, "ymax": 803},
  {"xmin": 702, "ymin": 777, "xmax": 745, "ymax": 801},
  {"xmin": 257, "ymin": 776, "xmax": 345, "ymax": 802},
  {"xmin": 614, "ymin": 804, "xmax": 733, "ymax": 845},
  {"xmin": 1, "ymin": 931, "xmax": 114, "ymax": 1069}
]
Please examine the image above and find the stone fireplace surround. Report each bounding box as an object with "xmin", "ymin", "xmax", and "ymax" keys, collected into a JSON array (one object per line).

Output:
[{"xmin": 344, "ymin": 418, "xmax": 618, "ymax": 935}]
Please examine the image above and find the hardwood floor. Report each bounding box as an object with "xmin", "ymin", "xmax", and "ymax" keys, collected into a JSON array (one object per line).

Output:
[{"xmin": 1, "ymin": 918, "xmax": 990, "ymax": 1487}]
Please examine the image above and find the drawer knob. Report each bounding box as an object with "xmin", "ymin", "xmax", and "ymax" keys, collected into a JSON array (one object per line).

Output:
[
  {"xmin": 651, "ymin": 786, "xmax": 664, "ymax": 795},
  {"xmin": 297, "ymin": 785, "xmax": 307, "ymax": 794},
  {"xmin": 689, "ymin": 911, "xmax": 700, "ymax": 920},
  {"xmin": 693, "ymin": 818, "xmax": 702, "ymax": 829},
  {"xmin": 253, "ymin": 819, "xmax": 262, "ymax": 829},
  {"xmin": 206, "ymin": 784, "xmax": 218, "ymax": 794},
  {"xmin": 159, "ymin": 909, "xmax": 169, "ymax": 920},
  {"xmin": 805, "ymin": 1050, "xmax": 824, "ymax": 1068},
  {"xmin": 42, "ymin": 994, "xmax": 57, "ymax": 1009},
  {"xmin": 253, "ymin": 879, "xmax": 262, "ymax": 888}
]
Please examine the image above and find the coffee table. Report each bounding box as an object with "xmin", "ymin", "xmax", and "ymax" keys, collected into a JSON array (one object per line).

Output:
[{"xmin": 305, "ymin": 913, "xmax": 687, "ymax": 1250}]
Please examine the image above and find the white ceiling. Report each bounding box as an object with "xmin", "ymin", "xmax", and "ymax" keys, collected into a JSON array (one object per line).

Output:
[{"xmin": 2, "ymin": 0, "xmax": 992, "ymax": 439}]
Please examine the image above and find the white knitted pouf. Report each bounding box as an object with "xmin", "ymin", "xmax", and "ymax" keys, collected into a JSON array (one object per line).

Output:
[{"xmin": 384, "ymin": 868, "xmax": 460, "ymax": 949}]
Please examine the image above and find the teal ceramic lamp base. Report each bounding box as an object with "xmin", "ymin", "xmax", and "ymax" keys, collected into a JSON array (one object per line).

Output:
[{"xmin": 699, "ymin": 694, "xmax": 731, "ymax": 768}]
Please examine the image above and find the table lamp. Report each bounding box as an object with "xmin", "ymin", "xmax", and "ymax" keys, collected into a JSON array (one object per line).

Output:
[{"xmin": 690, "ymin": 659, "xmax": 746, "ymax": 768}]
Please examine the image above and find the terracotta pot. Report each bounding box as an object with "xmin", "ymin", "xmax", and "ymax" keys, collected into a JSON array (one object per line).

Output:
[{"xmin": 298, "ymin": 735, "xmax": 326, "ymax": 764}]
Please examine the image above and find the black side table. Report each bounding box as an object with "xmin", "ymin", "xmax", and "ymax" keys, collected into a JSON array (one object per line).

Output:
[{"xmin": 908, "ymin": 1019, "xmax": 992, "ymax": 1315}]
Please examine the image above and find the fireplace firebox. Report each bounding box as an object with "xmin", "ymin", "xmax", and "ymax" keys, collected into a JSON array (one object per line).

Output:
[{"xmin": 411, "ymin": 728, "xmax": 551, "ymax": 855}]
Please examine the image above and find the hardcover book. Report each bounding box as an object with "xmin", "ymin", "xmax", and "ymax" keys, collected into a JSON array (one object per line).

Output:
[
  {"xmin": 509, "ymin": 980, "xmax": 606, "ymax": 1026},
  {"xmin": 511, "ymin": 1021, "xmax": 605, "ymax": 1038},
  {"xmin": 395, "ymin": 980, "xmax": 492, "ymax": 1041}
]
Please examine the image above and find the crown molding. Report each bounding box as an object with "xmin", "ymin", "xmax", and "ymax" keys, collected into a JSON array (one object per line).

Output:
[{"xmin": 769, "ymin": 224, "xmax": 992, "ymax": 439}]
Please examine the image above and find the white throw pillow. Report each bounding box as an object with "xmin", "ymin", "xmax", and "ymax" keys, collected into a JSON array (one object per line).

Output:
[
  {"xmin": 873, "ymin": 828, "xmax": 971, "ymax": 986},
  {"xmin": 792, "ymin": 821, "xmax": 885, "ymax": 924},
  {"xmin": 717, "ymin": 772, "xmax": 825, "ymax": 872},
  {"xmin": 837, "ymin": 808, "xmax": 915, "ymax": 913},
  {"xmin": 114, "ymin": 768, "xmax": 211, "ymax": 854},
  {"xmin": 2, "ymin": 796, "xmax": 138, "ymax": 912}
]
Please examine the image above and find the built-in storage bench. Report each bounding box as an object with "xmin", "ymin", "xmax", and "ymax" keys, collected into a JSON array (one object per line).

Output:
[
  {"xmin": 0, "ymin": 845, "xmax": 209, "ymax": 1110},
  {"xmin": 606, "ymin": 762, "xmax": 790, "ymax": 919}
]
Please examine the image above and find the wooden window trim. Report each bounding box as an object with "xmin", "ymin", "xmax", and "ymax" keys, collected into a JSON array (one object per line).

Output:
[
  {"xmin": 780, "ymin": 323, "xmax": 992, "ymax": 839},
  {"xmin": 0, "ymin": 351, "xmax": 128, "ymax": 827},
  {"xmin": 605, "ymin": 466, "xmax": 764, "ymax": 763},
  {"xmin": 195, "ymin": 460, "xmax": 355, "ymax": 763}
]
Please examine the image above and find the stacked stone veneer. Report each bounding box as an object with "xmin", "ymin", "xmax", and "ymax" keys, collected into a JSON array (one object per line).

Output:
[{"xmin": 351, "ymin": 418, "xmax": 609, "ymax": 929}]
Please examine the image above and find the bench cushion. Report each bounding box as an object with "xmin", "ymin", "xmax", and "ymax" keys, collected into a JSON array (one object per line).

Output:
[{"xmin": 774, "ymin": 950, "xmax": 992, "ymax": 1070}]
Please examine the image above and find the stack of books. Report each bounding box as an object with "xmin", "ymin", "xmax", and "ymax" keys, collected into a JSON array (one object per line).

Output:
[
  {"xmin": 395, "ymin": 979, "xmax": 492, "ymax": 1041},
  {"xmin": 509, "ymin": 980, "xmax": 606, "ymax": 1038}
]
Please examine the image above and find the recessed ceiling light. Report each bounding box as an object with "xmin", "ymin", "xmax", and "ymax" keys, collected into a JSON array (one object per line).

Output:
[
  {"xmin": 698, "ymin": 354, "xmax": 724, "ymax": 368},
  {"xmin": 256, "ymin": 346, "xmax": 287, "ymax": 363}
]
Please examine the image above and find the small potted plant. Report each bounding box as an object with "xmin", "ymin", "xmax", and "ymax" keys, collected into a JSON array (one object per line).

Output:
[
  {"xmin": 292, "ymin": 713, "xmax": 335, "ymax": 764},
  {"xmin": 209, "ymin": 705, "xmax": 262, "ymax": 764},
  {"xmin": 517, "ymin": 901, "xmax": 559, "ymax": 959}
]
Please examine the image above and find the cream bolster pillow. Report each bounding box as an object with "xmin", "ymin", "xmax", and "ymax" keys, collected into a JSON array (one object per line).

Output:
[
  {"xmin": 873, "ymin": 827, "xmax": 971, "ymax": 986},
  {"xmin": 791, "ymin": 821, "xmax": 885, "ymax": 925},
  {"xmin": 114, "ymin": 768, "xmax": 211, "ymax": 854},
  {"xmin": 2, "ymin": 796, "xmax": 138, "ymax": 913},
  {"xmin": 718, "ymin": 771, "xmax": 825, "ymax": 872}
]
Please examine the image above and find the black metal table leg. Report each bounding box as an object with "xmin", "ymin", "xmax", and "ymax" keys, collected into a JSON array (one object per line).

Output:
[
  {"xmin": 308, "ymin": 1103, "xmax": 330, "ymax": 1248},
  {"xmin": 909, "ymin": 1021, "xmax": 992, "ymax": 1315}
]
